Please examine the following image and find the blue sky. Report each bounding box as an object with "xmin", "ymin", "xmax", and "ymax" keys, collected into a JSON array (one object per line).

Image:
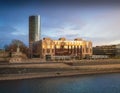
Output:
[{"xmin": 0, "ymin": 0, "xmax": 120, "ymax": 48}]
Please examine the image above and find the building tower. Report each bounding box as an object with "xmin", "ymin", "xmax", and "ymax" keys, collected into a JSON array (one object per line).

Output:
[
  {"xmin": 29, "ymin": 15, "xmax": 40, "ymax": 57},
  {"xmin": 29, "ymin": 15, "xmax": 40, "ymax": 46}
]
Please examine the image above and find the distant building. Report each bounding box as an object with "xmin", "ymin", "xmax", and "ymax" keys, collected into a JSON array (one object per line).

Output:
[
  {"xmin": 9, "ymin": 46, "xmax": 27, "ymax": 63},
  {"xmin": 0, "ymin": 49, "xmax": 9, "ymax": 62},
  {"xmin": 33, "ymin": 37, "xmax": 92, "ymax": 60},
  {"xmin": 93, "ymin": 44, "xmax": 120, "ymax": 58},
  {"xmin": 0, "ymin": 51, "xmax": 9, "ymax": 57},
  {"xmin": 115, "ymin": 44, "xmax": 120, "ymax": 57},
  {"xmin": 29, "ymin": 15, "xmax": 40, "ymax": 48}
]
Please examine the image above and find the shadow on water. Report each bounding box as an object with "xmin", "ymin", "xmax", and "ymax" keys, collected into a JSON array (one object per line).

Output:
[{"xmin": 0, "ymin": 73, "xmax": 120, "ymax": 93}]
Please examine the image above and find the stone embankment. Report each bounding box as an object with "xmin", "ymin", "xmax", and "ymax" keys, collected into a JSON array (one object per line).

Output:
[{"xmin": 0, "ymin": 59, "xmax": 120, "ymax": 80}]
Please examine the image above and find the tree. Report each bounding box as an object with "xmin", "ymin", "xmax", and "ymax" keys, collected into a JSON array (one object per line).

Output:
[{"xmin": 4, "ymin": 39, "xmax": 29, "ymax": 57}]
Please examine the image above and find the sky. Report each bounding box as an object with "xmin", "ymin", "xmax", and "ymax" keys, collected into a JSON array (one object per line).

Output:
[{"xmin": 0, "ymin": 0, "xmax": 120, "ymax": 48}]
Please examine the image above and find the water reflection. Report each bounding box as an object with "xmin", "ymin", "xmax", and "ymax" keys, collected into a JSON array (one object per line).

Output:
[{"xmin": 0, "ymin": 74, "xmax": 120, "ymax": 93}]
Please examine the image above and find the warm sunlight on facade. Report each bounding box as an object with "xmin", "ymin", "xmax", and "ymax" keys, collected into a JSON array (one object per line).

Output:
[{"xmin": 33, "ymin": 37, "xmax": 92, "ymax": 60}]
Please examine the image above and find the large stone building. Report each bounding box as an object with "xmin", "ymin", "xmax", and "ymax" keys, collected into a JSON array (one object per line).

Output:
[
  {"xmin": 33, "ymin": 37, "xmax": 92, "ymax": 60},
  {"xmin": 93, "ymin": 44, "xmax": 120, "ymax": 58}
]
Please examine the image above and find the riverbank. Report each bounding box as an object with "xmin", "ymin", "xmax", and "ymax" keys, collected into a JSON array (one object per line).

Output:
[
  {"xmin": 0, "ymin": 69, "xmax": 120, "ymax": 81},
  {"xmin": 0, "ymin": 59, "xmax": 120, "ymax": 80}
]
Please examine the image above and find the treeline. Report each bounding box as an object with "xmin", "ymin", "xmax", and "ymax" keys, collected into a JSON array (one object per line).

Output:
[{"xmin": 4, "ymin": 39, "xmax": 30, "ymax": 57}]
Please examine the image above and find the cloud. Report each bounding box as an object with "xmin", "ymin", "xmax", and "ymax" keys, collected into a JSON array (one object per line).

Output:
[
  {"xmin": 0, "ymin": 26, "xmax": 16, "ymax": 39},
  {"xmin": 0, "ymin": 26, "xmax": 16, "ymax": 33},
  {"xmin": 0, "ymin": 25, "xmax": 26, "ymax": 38},
  {"xmin": 1, "ymin": 3, "xmax": 120, "ymax": 48},
  {"xmin": 0, "ymin": 25, "xmax": 28, "ymax": 48},
  {"xmin": 42, "ymin": 7, "xmax": 120, "ymax": 46}
]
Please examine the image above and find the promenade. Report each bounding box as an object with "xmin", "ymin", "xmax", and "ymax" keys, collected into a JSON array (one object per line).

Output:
[{"xmin": 0, "ymin": 59, "xmax": 120, "ymax": 80}]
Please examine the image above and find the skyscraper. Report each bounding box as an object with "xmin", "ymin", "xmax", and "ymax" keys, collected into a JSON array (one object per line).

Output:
[
  {"xmin": 29, "ymin": 15, "xmax": 40, "ymax": 47},
  {"xmin": 29, "ymin": 15, "xmax": 40, "ymax": 58}
]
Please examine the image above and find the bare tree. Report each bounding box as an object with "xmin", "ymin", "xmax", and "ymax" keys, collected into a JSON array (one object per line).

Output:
[{"xmin": 4, "ymin": 39, "xmax": 29, "ymax": 57}]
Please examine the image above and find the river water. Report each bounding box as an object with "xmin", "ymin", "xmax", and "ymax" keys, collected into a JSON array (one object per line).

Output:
[{"xmin": 0, "ymin": 73, "xmax": 120, "ymax": 93}]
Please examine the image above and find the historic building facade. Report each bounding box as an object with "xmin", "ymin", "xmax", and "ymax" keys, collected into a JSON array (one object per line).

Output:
[{"xmin": 33, "ymin": 37, "xmax": 92, "ymax": 60}]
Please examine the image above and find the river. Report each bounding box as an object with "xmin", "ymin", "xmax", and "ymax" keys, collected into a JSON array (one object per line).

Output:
[{"xmin": 0, "ymin": 73, "xmax": 120, "ymax": 93}]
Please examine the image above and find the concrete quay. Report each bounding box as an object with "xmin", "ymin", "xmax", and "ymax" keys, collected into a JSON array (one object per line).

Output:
[{"xmin": 0, "ymin": 59, "xmax": 120, "ymax": 80}]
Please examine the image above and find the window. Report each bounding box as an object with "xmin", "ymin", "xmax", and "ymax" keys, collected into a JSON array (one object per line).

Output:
[
  {"xmin": 83, "ymin": 48, "xmax": 84, "ymax": 53},
  {"xmin": 47, "ymin": 49, "xmax": 50, "ymax": 53},
  {"xmin": 86, "ymin": 48, "xmax": 88, "ymax": 53},
  {"xmin": 43, "ymin": 49, "xmax": 45, "ymax": 53},
  {"xmin": 52, "ymin": 49, "xmax": 54, "ymax": 53}
]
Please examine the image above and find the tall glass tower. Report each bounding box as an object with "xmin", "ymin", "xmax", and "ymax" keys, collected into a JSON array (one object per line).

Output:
[
  {"xmin": 29, "ymin": 15, "xmax": 40, "ymax": 58},
  {"xmin": 29, "ymin": 15, "xmax": 40, "ymax": 45}
]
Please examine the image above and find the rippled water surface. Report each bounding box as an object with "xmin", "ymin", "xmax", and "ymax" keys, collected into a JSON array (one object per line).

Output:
[{"xmin": 0, "ymin": 73, "xmax": 120, "ymax": 93}]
